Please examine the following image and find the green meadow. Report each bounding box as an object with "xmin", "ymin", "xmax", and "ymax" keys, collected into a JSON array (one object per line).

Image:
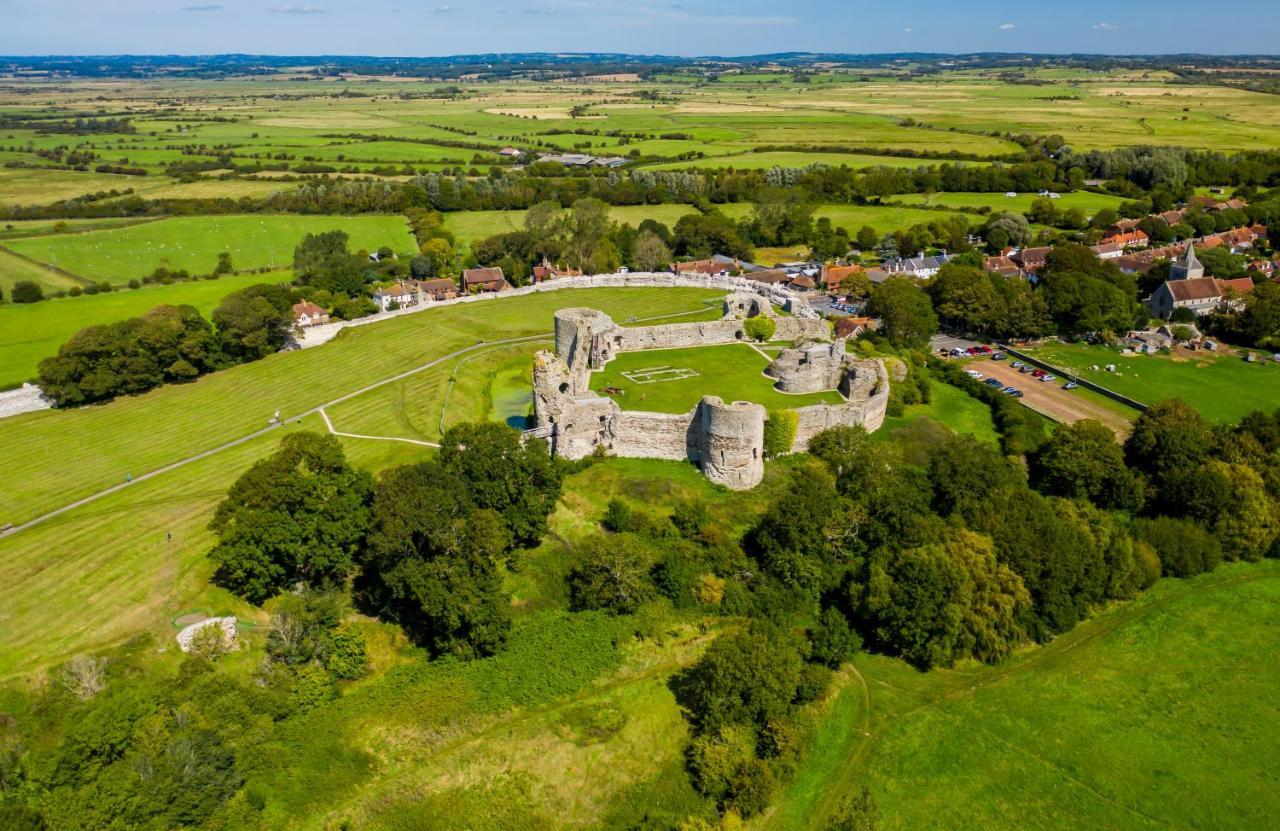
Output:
[
  {"xmin": 5, "ymin": 214, "xmax": 414, "ymax": 283},
  {"xmin": 890, "ymin": 189, "xmax": 1127, "ymax": 216},
  {"xmin": 0, "ymin": 270, "xmax": 293, "ymax": 388},
  {"xmin": 766, "ymin": 560, "xmax": 1280, "ymax": 830},
  {"xmin": 1024, "ymin": 342, "xmax": 1280, "ymax": 423}
]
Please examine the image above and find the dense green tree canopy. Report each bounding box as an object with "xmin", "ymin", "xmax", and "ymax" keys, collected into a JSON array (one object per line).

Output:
[{"xmin": 208, "ymin": 432, "xmax": 373, "ymax": 604}]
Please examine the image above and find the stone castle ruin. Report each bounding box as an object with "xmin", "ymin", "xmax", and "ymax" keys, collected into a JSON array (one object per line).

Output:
[{"xmin": 531, "ymin": 292, "xmax": 890, "ymax": 489}]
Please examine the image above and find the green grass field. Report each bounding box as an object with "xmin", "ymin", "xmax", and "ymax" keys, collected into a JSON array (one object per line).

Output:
[
  {"xmin": 0, "ymin": 246, "xmax": 82, "ymax": 297},
  {"xmin": 587, "ymin": 343, "xmax": 843, "ymax": 414},
  {"xmin": 1023, "ymin": 342, "xmax": 1280, "ymax": 423},
  {"xmin": 766, "ymin": 560, "xmax": 1280, "ymax": 830},
  {"xmin": 0, "ymin": 270, "xmax": 293, "ymax": 388},
  {"xmin": 5, "ymin": 214, "xmax": 414, "ymax": 283},
  {"xmin": 643, "ymin": 151, "xmax": 992, "ymax": 172},
  {"xmin": 890, "ymin": 190, "xmax": 1126, "ymax": 216},
  {"xmin": 441, "ymin": 204, "xmax": 698, "ymax": 245}
]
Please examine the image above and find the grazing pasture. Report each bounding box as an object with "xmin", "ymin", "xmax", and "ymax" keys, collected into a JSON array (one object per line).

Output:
[
  {"xmin": 890, "ymin": 190, "xmax": 1126, "ymax": 216},
  {"xmin": 5, "ymin": 214, "xmax": 414, "ymax": 282}
]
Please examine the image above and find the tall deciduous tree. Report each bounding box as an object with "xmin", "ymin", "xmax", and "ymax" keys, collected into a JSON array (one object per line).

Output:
[{"xmin": 209, "ymin": 432, "xmax": 373, "ymax": 604}]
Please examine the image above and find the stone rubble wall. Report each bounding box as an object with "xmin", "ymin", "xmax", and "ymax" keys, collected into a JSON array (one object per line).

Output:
[{"xmin": 791, "ymin": 360, "xmax": 891, "ymax": 451}]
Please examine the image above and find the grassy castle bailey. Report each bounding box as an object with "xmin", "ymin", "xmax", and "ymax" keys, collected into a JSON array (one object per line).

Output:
[{"xmin": 533, "ymin": 292, "xmax": 889, "ymax": 489}]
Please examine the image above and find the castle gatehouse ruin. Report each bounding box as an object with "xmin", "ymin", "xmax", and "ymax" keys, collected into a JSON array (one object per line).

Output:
[{"xmin": 531, "ymin": 292, "xmax": 890, "ymax": 489}]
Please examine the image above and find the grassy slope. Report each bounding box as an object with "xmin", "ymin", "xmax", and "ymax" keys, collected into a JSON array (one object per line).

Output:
[
  {"xmin": 441, "ymin": 205, "xmax": 697, "ymax": 246},
  {"xmin": 5, "ymin": 214, "xmax": 415, "ymax": 283},
  {"xmin": 1025, "ymin": 342, "xmax": 1280, "ymax": 423},
  {"xmin": 0, "ymin": 246, "xmax": 80, "ymax": 298},
  {"xmin": 642, "ymin": 151, "xmax": 992, "ymax": 172},
  {"xmin": 588, "ymin": 343, "xmax": 843, "ymax": 414},
  {"xmin": 0, "ymin": 271, "xmax": 293, "ymax": 387},
  {"xmin": 890, "ymin": 190, "xmax": 1125, "ymax": 216},
  {"xmin": 765, "ymin": 561, "xmax": 1280, "ymax": 830},
  {"xmin": 0, "ymin": 287, "xmax": 723, "ymax": 525}
]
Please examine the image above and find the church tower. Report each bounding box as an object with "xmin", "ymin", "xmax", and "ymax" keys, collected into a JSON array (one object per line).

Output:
[{"xmin": 1170, "ymin": 241, "xmax": 1205, "ymax": 280}]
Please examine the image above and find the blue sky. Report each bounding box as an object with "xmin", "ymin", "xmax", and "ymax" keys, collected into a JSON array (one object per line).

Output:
[{"xmin": 1, "ymin": 0, "xmax": 1275, "ymax": 57}]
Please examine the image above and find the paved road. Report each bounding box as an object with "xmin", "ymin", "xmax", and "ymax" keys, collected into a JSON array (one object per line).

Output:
[
  {"xmin": 0, "ymin": 304, "xmax": 718, "ymax": 541},
  {"xmin": 974, "ymin": 359, "xmax": 1133, "ymax": 436}
]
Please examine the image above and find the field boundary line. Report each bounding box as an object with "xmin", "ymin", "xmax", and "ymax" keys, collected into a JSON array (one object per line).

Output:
[{"xmin": 0, "ymin": 242, "xmax": 95, "ymax": 287}]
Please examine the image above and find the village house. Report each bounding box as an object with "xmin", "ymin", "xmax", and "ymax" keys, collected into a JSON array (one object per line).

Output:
[
  {"xmin": 462, "ymin": 266, "xmax": 511, "ymax": 293},
  {"xmin": 371, "ymin": 281, "xmax": 419, "ymax": 312},
  {"xmin": 1011, "ymin": 246, "xmax": 1052, "ymax": 275},
  {"xmin": 532, "ymin": 258, "xmax": 583, "ymax": 282},
  {"xmin": 788, "ymin": 274, "xmax": 817, "ymax": 291},
  {"xmin": 291, "ymin": 300, "xmax": 330, "ymax": 328},
  {"xmin": 743, "ymin": 269, "xmax": 792, "ymax": 286},
  {"xmin": 820, "ymin": 263, "xmax": 865, "ymax": 291},
  {"xmin": 983, "ymin": 254, "xmax": 1023, "ymax": 278},
  {"xmin": 882, "ymin": 252, "xmax": 951, "ymax": 279},
  {"xmin": 498, "ymin": 147, "xmax": 522, "ymax": 159},
  {"xmin": 1090, "ymin": 242, "xmax": 1124, "ymax": 260},
  {"xmin": 834, "ymin": 316, "xmax": 878, "ymax": 339},
  {"xmin": 416, "ymin": 277, "xmax": 458, "ymax": 302},
  {"xmin": 1101, "ymin": 229, "xmax": 1150, "ymax": 249}
]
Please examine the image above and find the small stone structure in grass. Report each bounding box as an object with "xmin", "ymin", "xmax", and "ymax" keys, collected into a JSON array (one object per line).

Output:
[
  {"xmin": 176, "ymin": 616, "xmax": 237, "ymax": 653},
  {"xmin": 532, "ymin": 291, "xmax": 890, "ymax": 490}
]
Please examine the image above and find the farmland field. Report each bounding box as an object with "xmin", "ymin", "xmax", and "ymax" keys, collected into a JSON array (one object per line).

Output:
[
  {"xmin": 1023, "ymin": 342, "xmax": 1280, "ymax": 423},
  {"xmin": 642, "ymin": 151, "xmax": 993, "ymax": 172},
  {"xmin": 588, "ymin": 343, "xmax": 844, "ymax": 414},
  {"xmin": 0, "ymin": 270, "xmax": 293, "ymax": 387},
  {"xmin": 5, "ymin": 214, "xmax": 414, "ymax": 282}
]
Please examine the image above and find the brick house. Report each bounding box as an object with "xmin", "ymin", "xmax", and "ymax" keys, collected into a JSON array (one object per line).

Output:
[{"xmin": 462, "ymin": 266, "xmax": 511, "ymax": 293}]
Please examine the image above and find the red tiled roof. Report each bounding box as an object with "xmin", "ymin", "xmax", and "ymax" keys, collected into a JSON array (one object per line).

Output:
[
  {"xmin": 292, "ymin": 300, "xmax": 326, "ymax": 318},
  {"xmin": 1215, "ymin": 277, "xmax": 1255, "ymax": 295},
  {"xmin": 463, "ymin": 266, "xmax": 505, "ymax": 285},
  {"xmin": 1167, "ymin": 279, "xmax": 1222, "ymax": 302}
]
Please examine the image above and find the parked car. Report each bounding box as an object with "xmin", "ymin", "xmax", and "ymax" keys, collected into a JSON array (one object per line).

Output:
[
  {"xmin": 991, "ymin": 352, "xmax": 1007, "ymax": 361},
  {"xmin": 1019, "ymin": 365, "xmax": 1033, "ymax": 373},
  {"xmin": 1010, "ymin": 390, "xmax": 1025, "ymax": 398},
  {"xmin": 965, "ymin": 369, "xmax": 984, "ymax": 379},
  {"xmin": 1040, "ymin": 374, "xmax": 1056, "ymax": 383},
  {"xmin": 978, "ymin": 345, "xmax": 993, "ymax": 354},
  {"xmin": 1063, "ymin": 382, "xmax": 1079, "ymax": 390},
  {"xmin": 985, "ymin": 378, "xmax": 1004, "ymax": 388},
  {"xmin": 1002, "ymin": 386, "xmax": 1018, "ymax": 394},
  {"xmin": 1031, "ymin": 369, "xmax": 1046, "ymax": 378}
]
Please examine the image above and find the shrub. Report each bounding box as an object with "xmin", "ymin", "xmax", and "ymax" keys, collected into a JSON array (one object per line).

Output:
[
  {"xmin": 568, "ymin": 533, "xmax": 654, "ymax": 615},
  {"xmin": 1133, "ymin": 516, "xmax": 1223, "ymax": 577},
  {"xmin": 325, "ymin": 626, "xmax": 369, "ymax": 680},
  {"xmin": 809, "ymin": 606, "xmax": 861, "ymax": 668},
  {"xmin": 11, "ymin": 280, "xmax": 44, "ymax": 303},
  {"xmin": 763, "ymin": 409, "xmax": 799, "ymax": 457},
  {"xmin": 743, "ymin": 316, "xmax": 776, "ymax": 342}
]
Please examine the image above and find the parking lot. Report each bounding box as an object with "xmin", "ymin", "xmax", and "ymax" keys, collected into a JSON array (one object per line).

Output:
[{"xmin": 969, "ymin": 358, "xmax": 1134, "ymax": 436}]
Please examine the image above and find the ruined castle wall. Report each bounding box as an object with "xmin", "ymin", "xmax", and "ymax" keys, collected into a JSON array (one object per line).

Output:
[
  {"xmin": 611, "ymin": 411, "xmax": 693, "ymax": 461},
  {"xmin": 697, "ymin": 397, "xmax": 766, "ymax": 489},
  {"xmin": 791, "ymin": 361, "xmax": 891, "ymax": 451},
  {"xmin": 615, "ymin": 317, "xmax": 827, "ymax": 352}
]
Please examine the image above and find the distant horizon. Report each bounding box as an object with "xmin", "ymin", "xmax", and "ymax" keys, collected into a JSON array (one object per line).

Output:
[
  {"xmin": 2, "ymin": 50, "xmax": 1278, "ymax": 62},
  {"xmin": 3, "ymin": 0, "xmax": 1278, "ymax": 58}
]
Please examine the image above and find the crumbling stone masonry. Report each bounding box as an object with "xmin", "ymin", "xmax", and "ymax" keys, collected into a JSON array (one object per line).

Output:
[{"xmin": 532, "ymin": 293, "xmax": 890, "ymax": 489}]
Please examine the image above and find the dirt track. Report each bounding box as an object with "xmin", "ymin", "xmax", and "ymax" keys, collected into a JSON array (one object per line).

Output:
[{"xmin": 971, "ymin": 359, "xmax": 1134, "ymax": 437}]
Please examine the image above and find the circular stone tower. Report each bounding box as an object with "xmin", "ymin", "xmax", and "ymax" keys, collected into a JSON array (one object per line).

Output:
[{"xmin": 697, "ymin": 396, "xmax": 766, "ymax": 490}]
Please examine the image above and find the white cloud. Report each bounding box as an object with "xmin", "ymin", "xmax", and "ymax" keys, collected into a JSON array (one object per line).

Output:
[
  {"xmin": 1093, "ymin": 21, "xmax": 1118, "ymax": 30},
  {"xmin": 270, "ymin": 5, "xmax": 329, "ymax": 14},
  {"xmin": 998, "ymin": 23, "xmax": 1015, "ymax": 30},
  {"xmin": 903, "ymin": 26, "xmax": 913, "ymax": 33}
]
